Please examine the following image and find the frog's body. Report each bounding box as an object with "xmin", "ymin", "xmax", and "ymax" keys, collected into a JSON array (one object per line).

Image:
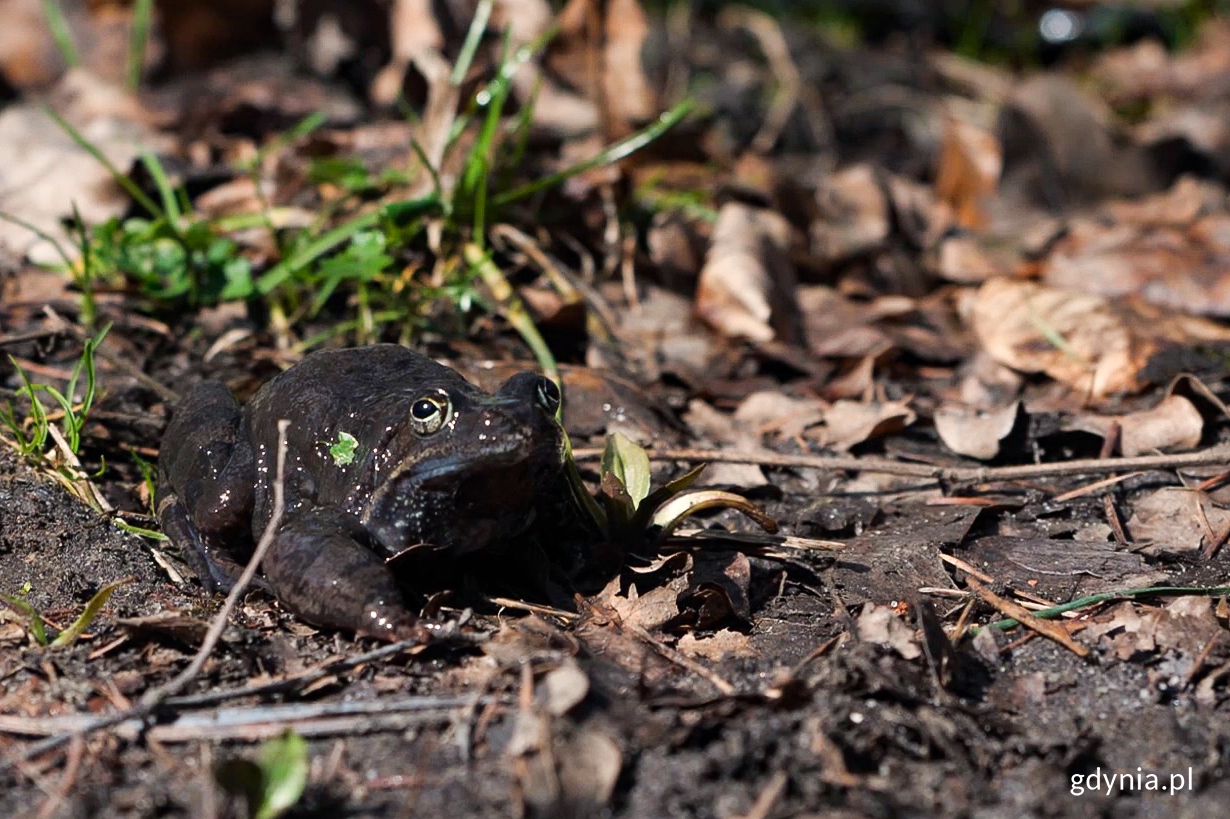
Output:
[{"xmin": 157, "ymin": 345, "xmax": 565, "ymax": 640}]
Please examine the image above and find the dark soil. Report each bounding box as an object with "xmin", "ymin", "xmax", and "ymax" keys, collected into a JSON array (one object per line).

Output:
[{"xmin": 4, "ymin": 3, "xmax": 1230, "ymax": 818}]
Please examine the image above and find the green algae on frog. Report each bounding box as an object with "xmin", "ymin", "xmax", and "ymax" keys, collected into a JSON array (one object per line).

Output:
[{"xmin": 157, "ymin": 345, "xmax": 566, "ymax": 641}]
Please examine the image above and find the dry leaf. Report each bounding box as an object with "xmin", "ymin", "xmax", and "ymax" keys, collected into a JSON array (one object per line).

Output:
[
  {"xmin": 934, "ymin": 116, "xmax": 1001, "ymax": 231},
  {"xmin": 733, "ymin": 390, "xmax": 826, "ymax": 441},
  {"xmin": 811, "ymin": 398, "xmax": 916, "ymax": 451},
  {"xmin": 856, "ymin": 603, "xmax": 921, "ymax": 660},
  {"xmin": 696, "ymin": 202, "xmax": 802, "ymax": 344},
  {"xmin": 0, "ymin": 71, "xmax": 167, "ymax": 263},
  {"xmin": 539, "ymin": 661, "xmax": 589, "ymax": 716},
  {"xmin": 810, "ymin": 164, "xmax": 889, "ymax": 264},
  {"xmin": 1068, "ymin": 394, "xmax": 1203, "ymax": 457},
  {"xmin": 969, "ymin": 278, "xmax": 1230, "ymax": 398},
  {"xmin": 1042, "ymin": 202, "xmax": 1230, "ymax": 318},
  {"xmin": 934, "ymin": 401, "xmax": 1021, "ymax": 460},
  {"xmin": 1126, "ymin": 488, "xmax": 1230, "ymax": 555},
  {"xmin": 557, "ymin": 729, "xmax": 622, "ymax": 809},
  {"xmin": 799, "ymin": 285, "xmax": 893, "ymax": 359},
  {"xmin": 677, "ymin": 629, "xmax": 756, "ymax": 661}
]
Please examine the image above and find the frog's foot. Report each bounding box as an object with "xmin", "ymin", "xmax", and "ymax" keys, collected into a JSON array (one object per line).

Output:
[
  {"xmin": 262, "ymin": 513, "xmax": 428, "ymax": 642},
  {"xmin": 158, "ymin": 493, "xmax": 271, "ymax": 594}
]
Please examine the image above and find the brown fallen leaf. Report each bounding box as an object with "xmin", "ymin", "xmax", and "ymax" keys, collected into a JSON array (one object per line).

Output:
[
  {"xmin": 934, "ymin": 400, "xmax": 1021, "ymax": 460},
  {"xmin": 677, "ymin": 629, "xmax": 756, "ymax": 662},
  {"xmin": 1041, "ymin": 185, "xmax": 1230, "ymax": 317},
  {"xmin": 934, "ymin": 116, "xmax": 1001, "ymax": 231},
  {"xmin": 798, "ymin": 285, "xmax": 894, "ymax": 359},
  {"xmin": 998, "ymin": 74, "xmax": 1157, "ymax": 205},
  {"xmin": 733, "ymin": 390, "xmax": 826, "ymax": 442},
  {"xmin": 1068, "ymin": 394, "xmax": 1204, "ymax": 457},
  {"xmin": 696, "ymin": 202, "xmax": 802, "ymax": 344},
  {"xmin": 1083, "ymin": 597, "xmax": 1224, "ymax": 664},
  {"xmin": 809, "ymin": 398, "xmax": 916, "ymax": 451},
  {"xmin": 0, "ymin": 71, "xmax": 168, "ymax": 264},
  {"xmin": 601, "ymin": 573, "xmax": 688, "ymax": 633},
  {"xmin": 1126, "ymin": 488, "xmax": 1230, "ymax": 556},
  {"xmin": 856, "ymin": 603, "xmax": 921, "ymax": 660},
  {"xmin": 810, "ymin": 163, "xmax": 889, "ymax": 264},
  {"xmin": 538, "ymin": 660, "xmax": 589, "ymax": 716},
  {"xmin": 677, "ymin": 552, "xmax": 752, "ymax": 631},
  {"xmin": 550, "ymin": 0, "xmax": 656, "ymax": 139},
  {"xmin": 969, "ymin": 277, "xmax": 1230, "ymax": 399}
]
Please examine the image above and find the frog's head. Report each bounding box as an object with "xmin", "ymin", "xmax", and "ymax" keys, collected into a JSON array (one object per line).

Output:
[{"xmin": 361, "ymin": 371, "xmax": 564, "ymax": 558}]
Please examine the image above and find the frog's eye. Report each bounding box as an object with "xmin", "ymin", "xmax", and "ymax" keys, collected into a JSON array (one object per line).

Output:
[
  {"xmin": 409, "ymin": 389, "xmax": 452, "ymax": 436},
  {"xmin": 535, "ymin": 377, "xmax": 561, "ymax": 415}
]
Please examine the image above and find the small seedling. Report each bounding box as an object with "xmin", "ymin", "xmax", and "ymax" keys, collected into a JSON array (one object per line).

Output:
[
  {"xmin": 0, "ymin": 576, "xmax": 134, "ymax": 648},
  {"xmin": 215, "ymin": 731, "xmax": 309, "ymax": 819},
  {"xmin": 577, "ymin": 432, "xmax": 778, "ymax": 551},
  {"xmin": 2, "ymin": 325, "xmax": 107, "ymax": 462}
]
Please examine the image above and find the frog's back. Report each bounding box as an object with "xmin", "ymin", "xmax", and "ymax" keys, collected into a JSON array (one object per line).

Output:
[
  {"xmin": 271, "ymin": 345, "xmax": 470, "ymax": 399},
  {"xmin": 250, "ymin": 345, "xmax": 469, "ymax": 413}
]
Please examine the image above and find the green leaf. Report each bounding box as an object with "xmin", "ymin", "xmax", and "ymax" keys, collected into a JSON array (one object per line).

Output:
[
  {"xmin": 214, "ymin": 731, "xmax": 309, "ymax": 819},
  {"xmin": 0, "ymin": 592, "xmax": 49, "ymax": 646},
  {"xmin": 328, "ymin": 431, "xmax": 359, "ymax": 467},
  {"xmin": 49, "ymin": 575, "xmax": 134, "ymax": 647},
  {"xmin": 254, "ymin": 731, "xmax": 309, "ymax": 819},
  {"xmin": 600, "ymin": 432, "xmax": 652, "ymax": 510},
  {"xmin": 649, "ymin": 489, "xmax": 779, "ymax": 542}
]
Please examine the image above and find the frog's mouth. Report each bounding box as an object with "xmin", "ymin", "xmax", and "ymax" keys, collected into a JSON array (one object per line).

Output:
[
  {"xmin": 416, "ymin": 451, "xmax": 537, "ymax": 518},
  {"xmin": 364, "ymin": 443, "xmax": 549, "ymax": 557}
]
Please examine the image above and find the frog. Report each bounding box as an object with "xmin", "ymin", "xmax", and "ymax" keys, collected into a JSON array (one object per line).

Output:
[{"xmin": 157, "ymin": 344, "xmax": 567, "ymax": 641}]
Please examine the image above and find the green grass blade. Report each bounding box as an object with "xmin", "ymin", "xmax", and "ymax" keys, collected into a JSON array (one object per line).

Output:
[
  {"xmin": 127, "ymin": 0, "xmax": 154, "ymax": 91},
  {"xmin": 0, "ymin": 593, "xmax": 49, "ymax": 645},
  {"xmin": 979, "ymin": 584, "xmax": 1230, "ymax": 632},
  {"xmin": 493, "ymin": 100, "xmax": 695, "ymax": 208},
  {"xmin": 44, "ymin": 107, "xmax": 164, "ymax": 219},
  {"xmin": 40, "ymin": 0, "xmax": 78, "ymax": 67},
  {"xmin": 49, "ymin": 576, "xmax": 134, "ymax": 647},
  {"xmin": 450, "ymin": 0, "xmax": 494, "ymax": 86},
  {"xmin": 444, "ymin": 32, "xmax": 549, "ymax": 156},
  {"xmin": 459, "ymin": 29, "xmax": 516, "ymax": 237},
  {"xmin": 9, "ymin": 357, "xmax": 50, "ymax": 454},
  {"xmin": 464, "ymin": 242, "xmax": 557, "ymax": 378},
  {"xmin": 140, "ymin": 153, "xmax": 182, "ymax": 223},
  {"xmin": 256, "ymin": 211, "xmax": 381, "ymax": 294},
  {"xmin": 256, "ymin": 196, "xmax": 441, "ymax": 295}
]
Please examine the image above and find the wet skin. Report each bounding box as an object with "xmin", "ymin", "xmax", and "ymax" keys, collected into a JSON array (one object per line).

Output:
[{"xmin": 157, "ymin": 345, "xmax": 565, "ymax": 640}]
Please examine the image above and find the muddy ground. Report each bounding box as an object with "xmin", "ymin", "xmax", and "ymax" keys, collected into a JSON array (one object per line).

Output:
[{"xmin": 5, "ymin": 2, "xmax": 1230, "ymax": 817}]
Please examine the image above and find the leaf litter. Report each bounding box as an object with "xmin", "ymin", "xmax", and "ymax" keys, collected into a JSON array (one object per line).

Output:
[{"xmin": 4, "ymin": 2, "xmax": 1230, "ymax": 818}]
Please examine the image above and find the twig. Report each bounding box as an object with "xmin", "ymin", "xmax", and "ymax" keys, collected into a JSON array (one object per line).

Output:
[
  {"xmin": 734, "ymin": 770, "xmax": 788, "ymax": 819},
  {"xmin": 2, "ymin": 419, "xmax": 291, "ymax": 773},
  {"xmin": 34, "ymin": 735, "xmax": 82, "ymax": 819},
  {"xmin": 0, "ymin": 695, "xmax": 505, "ymax": 744},
  {"xmin": 571, "ymin": 443, "xmax": 1230, "ymax": 485},
  {"xmin": 628, "ymin": 623, "xmax": 736, "ymax": 696},
  {"xmin": 160, "ymin": 636, "xmax": 437, "ymax": 710},
  {"xmin": 0, "ymin": 329, "xmax": 62, "ymax": 348},
  {"xmin": 965, "ymin": 577, "xmax": 1090, "ymax": 659}
]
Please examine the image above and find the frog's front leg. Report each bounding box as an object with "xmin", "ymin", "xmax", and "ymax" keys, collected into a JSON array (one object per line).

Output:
[
  {"xmin": 261, "ymin": 510, "xmax": 425, "ymax": 641},
  {"xmin": 158, "ymin": 381, "xmax": 256, "ymax": 591}
]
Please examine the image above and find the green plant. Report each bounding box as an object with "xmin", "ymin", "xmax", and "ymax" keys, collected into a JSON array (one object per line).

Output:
[
  {"xmin": 127, "ymin": 0, "xmax": 154, "ymax": 91},
  {"xmin": 576, "ymin": 432, "xmax": 778, "ymax": 551},
  {"xmin": 215, "ymin": 731, "xmax": 309, "ymax": 819},
  {"xmin": 0, "ymin": 576, "xmax": 134, "ymax": 647},
  {"xmin": 2, "ymin": 325, "xmax": 107, "ymax": 460}
]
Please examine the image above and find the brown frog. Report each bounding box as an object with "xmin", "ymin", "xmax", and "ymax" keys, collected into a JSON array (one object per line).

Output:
[{"xmin": 157, "ymin": 345, "xmax": 566, "ymax": 640}]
